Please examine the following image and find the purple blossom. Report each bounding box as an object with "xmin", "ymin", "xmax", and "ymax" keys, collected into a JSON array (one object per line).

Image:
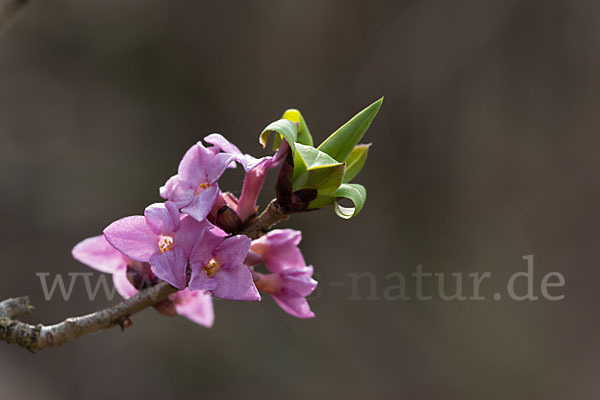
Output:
[
  {"xmin": 160, "ymin": 141, "xmax": 235, "ymax": 222},
  {"xmin": 249, "ymin": 229, "xmax": 305, "ymax": 273},
  {"xmin": 72, "ymin": 235, "xmax": 214, "ymax": 327},
  {"xmin": 250, "ymin": 229, "xmax": 318, "ymax": 318},
  {"xmin": 103, "ymin": 202, "xmax": 209, "ymax": 289},
  {"xmin": 188, "ymin": 228, "xmax": 260, "ymax": 301}
]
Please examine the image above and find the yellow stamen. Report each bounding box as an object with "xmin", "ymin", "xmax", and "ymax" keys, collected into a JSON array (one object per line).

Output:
[
  {"xmin": 195, "ymin": 182, "xmax": 210, "ymax": 195},
  {"xmin": 157, "ymin": 235, "xmax": 174, "ymax": 253},
  {"xmin": 203, "ymin": 258, "xmax": 221, "ymax": 277}
]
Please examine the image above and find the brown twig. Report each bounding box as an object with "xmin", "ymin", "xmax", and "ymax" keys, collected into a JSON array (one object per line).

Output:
[
  {"xmin": 0, "ymin": 200, "xmax": 288, "ymax": 352},
  {"xmin": 238, "ymin": 199, "xmax": 288, "ymax": 237}
]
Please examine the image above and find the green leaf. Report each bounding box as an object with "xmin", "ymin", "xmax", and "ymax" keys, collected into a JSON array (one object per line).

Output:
[
  {"xmin": 306, "ymin": 194, "xmax": 334, "ymax": 209},
  {"xmin": 291, "ymin": 144, "xmax": 345, "ymax": 194},
  {"xmin": 317, "ymin": 97, "xmax": 383, "ymax": 162},
  {"xmin": 308, "ymin": 183, "xmax": 367, "ymax": 219},
  {"xmin": 282, "ymin": 109, "xmax": 313, "ymax": 146},
  {"xmin": 260, "ymin": 119, "xmax": 298, "ymax": 155},
  {"xmin": 292, "ymin": 143, "xmax": 338, "ymax": 181},
  {"xmin": 343, "ymin": 144, "xmax": 370, "ymax": 183},
  {"xmin": 293, "ymin": 163, "xmax": 345, "ymax": 195},
  {"xmin": 332, "ymin": 183, "xmax": 367, "ymax": 219}
]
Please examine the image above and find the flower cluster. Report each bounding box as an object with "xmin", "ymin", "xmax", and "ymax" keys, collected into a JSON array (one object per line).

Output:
[{"xmin": 71, "ymin": 99, "xmax": 382, "ymax": 328}]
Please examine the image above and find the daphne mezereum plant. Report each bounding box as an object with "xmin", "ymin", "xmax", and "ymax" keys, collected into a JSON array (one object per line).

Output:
[{"xmin": 0, "ymin": 98, "xmax": 382, "ymax": 352}]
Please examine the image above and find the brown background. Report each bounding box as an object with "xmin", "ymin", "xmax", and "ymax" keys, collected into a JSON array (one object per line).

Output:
[{"xmin": 0, "ymin": 1, "xmax": 598, "ymax": 399}]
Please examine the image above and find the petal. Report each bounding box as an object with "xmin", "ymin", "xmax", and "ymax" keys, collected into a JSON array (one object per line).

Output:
[
  {"xmin": 144, "ymin": 202, "xmax": 180, "ymax": 235},
  {"xmin": 206, "ymin": 153, "xmax": 235, "ymax": 183},
  {"xmin": 204, "ymin": 133, "xmax": 243, "ymax": 156},
  {"xmin": 263, "ymin": 246, "xmax": 306, "ymax": 273},
  {"xmin": 212, "ymin": 264, "xmax": 260, "ymax": 301},
  {"xmin": 104, "ymin": 216, "xmax": 158, "ymax": 262},
  {"xmin": 204, "ymin": 134, "xmax": 266, "ymax": 172},
  {"xmin": 250, "ymin": 229, "xmax": 305, "ymax": 273},
  {"xmin": 244, "ymin": 250, "xmax": 262, "ymax": 266},
  {"xmin": 174, "ymin": 216, "xmax": 212, "ymax": 257},
  {"xmin": 72, "ymin": 235, "xmax": 127, "ymax": 274},
  {"xmin": 188, "ymin": 266, "xmax": 218, "ymax": 291},
  {"xmin": 149, "ymin": 246, "xmax": 188, "ymax": 289},
  {"xmin": 253, "ymin": 229, "xmax": 302, "ymax": 248},
  {"xmin": 189, "ymin": 228, "xmax": 223, "ymax": 266},
  {"xmin": 172, "ymin": 289, "xmax": 215, "ymax": 328},
  {"xmin": 113, "ymin": 267, "xmax": 138, "ymax": 299},
  {"xmin": 280, "ymin": 266, "xmax": 318, "ymax": 297},
  {"xmin": 272, "ymin": 295, "xmax": 315, "ymax": 319},
  {"xmin": 181, "ymin": 184, "xmax": 219, "ymax": 222},
  {"xmin": 178, "ymin": 143, "xmax": 211, "ymax": 186},
  {"xmin": 167, "ymin": 180, "xmax": 196, "ymax": 208},
  {"xmin": 159, "ymin": 174, "xmax": 179, "ymax": 199},
  {"xmin": 242, "ymin": 156, "xmax": 270, "ymax": 172},
  {"xmin": 210, "ymin": 224, "xmax": 229, "ymax": 237},
  {"xmin": 215, "ymin": 235, "xmax": 251, "ymax": 267}
]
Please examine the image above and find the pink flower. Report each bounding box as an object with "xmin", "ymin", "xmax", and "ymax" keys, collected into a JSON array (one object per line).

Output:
[
  {"xmin": 103, "ymin": 202, "xmax": 208, "ymax": 289},
  {"xmin": 204, "ymin": 134, "xmax": 287, "ymax": 222},
  {"xmin": 160, "ymin": 142, "xmax": 235, "ymax": 222},
  {"xmin": 249, "ymin": 229, "xmax": 305, "ymax": 272},
  {"xmin": 72, "ymin": 235, "xmax": 214, "ymax": 327},
  {"xmin": 188, "ymin": 229, "xmax": 260, "ymax": 301},
  {"xmin": 250, "ymin": 229, "xmax": 317, "ymax": 318}
]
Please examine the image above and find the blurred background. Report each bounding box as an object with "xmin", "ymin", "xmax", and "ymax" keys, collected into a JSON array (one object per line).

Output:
[{"xmin": 0, "ymin": 0, "xmax": 598, "ymax": 398}]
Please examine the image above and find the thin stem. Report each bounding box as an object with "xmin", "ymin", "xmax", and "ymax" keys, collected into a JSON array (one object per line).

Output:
[
  {"xmin": 1, "ymin": 283, "xmax": 177, "ymax": 351},
  {"xmin": 238, "ymin": 199, "xmax": 288, "ymax": 238}
]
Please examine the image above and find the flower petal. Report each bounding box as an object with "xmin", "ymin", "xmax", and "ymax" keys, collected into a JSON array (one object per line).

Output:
[
  {"xmin": 250, "ymin": 229, "xmax": 305, "ymax": 273},
  {"xmin": 113, "ymin": 267, "xmax": 138, "ymax": 299},
  {"xmin": 204, "ymin": 133, "xmax": 243, "ymax": 156},
  {"xmin": 204, "ymin": 133, "xmax": 265, "ymax": 172},
  {"xmin": 272, "ymin": 295, "xmax": 315, "ymax": 319},
  {"xmin": 104, "ymin": 216, "xmax": 158, "ymax": 262},
  {"xmin": 149, "ymin": 246, "xmax": 188, "ymax": 289},
  {"xmin": 174, "ymin": 216, "xmax": 212, "ymax": 258},
  {"xmin": 181, "ymin": 183, "xmax": 219, "ymax": 222},
  {"xmin": 171, "ymin": 289, "xmax": 215, "ymax": 328},
  {"xmin": 263, "ymin": 246, "xmax": 306, "ymax": 273},
  {"xmin": 159, "ymin": 174, "xmax": 179, "ymax": 199},
  {"xmin": 244, "ymin": 250, "xmax": 262, "ymax": 266},
  {"xmin": 212, "ymin": 264, "xmax": 260, "ymax": 301},
  {"xmin": 178, "ymin": 143, "xmax": 211, "ymax": 186},
  {"xmin": 280, "ymin": 266, "xmax": 318, "ymax": 297},
  {"xmin": 166, "ymin": 180, "xmax": 196, "ymax": 208},
  {"xmin": 189, "ymin": 228, "xmax": 223, "ymax": 266},
  {"xmin": 206, "ymin": 153, "xmax": 235, "ymax": 183},
  {"xmin": 144, "ymin": 202, "xmax": 180, "ymax": 235},
  {"xmin": 215, "ymin": 235, "xmax": 251, "ymax": 267},
  {"xmin": 253, "ymin": 229, "xmax": 302, "ymax": 248},
  {"xmin": 72, "ymin": 235, "xmax": 127, "ymax": 274},
  {"xmin": 188, "ymin": 267, "xmax": 218, "ymax": 291}
]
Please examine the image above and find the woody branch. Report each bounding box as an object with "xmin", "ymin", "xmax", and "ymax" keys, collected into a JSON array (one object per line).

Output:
[{"xmin": 0, "ymin": 200, "xmax": 288, "ymax": 352}]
